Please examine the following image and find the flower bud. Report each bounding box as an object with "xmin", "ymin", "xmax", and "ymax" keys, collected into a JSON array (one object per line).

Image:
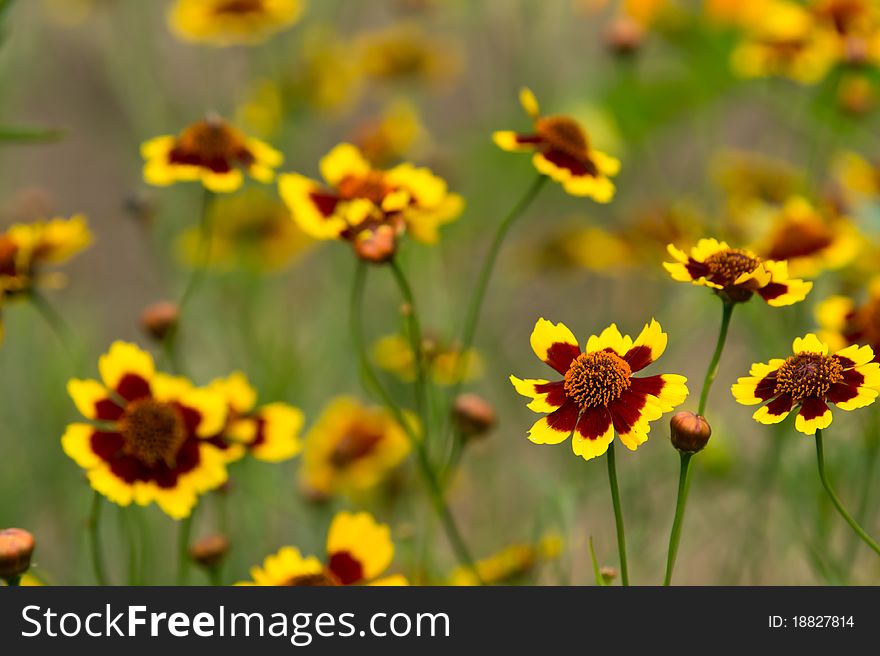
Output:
[
  {"xmin": 140, "ymin": 301, "xmax": 179, "ymax": 341},
  {"xmin": 670, "ymin": 411, "xmax": 712, "ymax": 453},
  {"xmin": 0, "ymin": 528, "xmax": 35, "ymax": 581},
  {"xmin": 353, "ymin": 224, "xmax": 398, "ymax": 264},
  {"xmin": 599, "ymin": 566, "xmax": 618, "ymax": 584},
  {"xmin": 189, "ymin": 534, "xmax": 229, "ymax": 569},
  {"xmin": 453, "ymin": 393, "xmax": 496, "ymax": 440},
  {"xmin": 605, "ymin": 17, "xmax": 643, "ymax": 57}
]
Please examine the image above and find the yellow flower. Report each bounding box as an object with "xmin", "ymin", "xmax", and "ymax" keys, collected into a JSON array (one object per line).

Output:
[
  {"xmin": 278, "ymin": 143, "xmax": 463, "ymax": 261},
  {"xmin": 448, "ymin": 533, "xmax": 563, "ymax": 586},
  {"xmin": 63, "ymin": 342, "xmax": 229, "ymax": 519},
  {"xmin": 372, "ymin": 333, "xmax": 483, "ymax": 385},
  {"xmin": 664, "ymin": 238, "xmax": 813, "ymax": 306},
  {"xmin": 704, "ymin": 0, "xmax": 773, "ymax": 26},
  {"xmin": 0, "ymin": 214, "xmax": 92, "ymax": 299},
  {"xmin": 169, "ymin": 0, "xmax": 304, "ymax": 46},
  {"xmin": 239, "ymin": 511, "xmax": 407, "ymax": 585},
  {"xmin": 752, "ymin": 196, "xmax": 861, "ymax": 278},
  {"xmin": 299, "ymin": 396, "xmax": 412, "ymax": 499},
  {"xmin": 811, "ymin": 0, "xmax": 880, "ymax": 67},
  {"xmin": 287, "ymin": 26, "xmax": 363, "ymax": 115},
  {"xmin": 816, "ymin": 278, "xmax": 880, "ymax": 361},
  {"xmin": 833, "ymin": 150, "xmax": 880, "ymax": 199},
  {"xmin": 511, "ymin": 318, "xmax": 688, "ymax": 461},
  {"xmin": 205, "ymin": 371, "xmax": 304, "ymax": 463},
  {"xmin": 352, "ymin": 99, "xmax": 426, "ymax": 167},
  {"xmin": 356, "ymin": 21, "xmax": 461, "ymax": 87},
  {"xmin": 732, "ymin": 334, "xmax": 880, "ymax": 434},
  {"xmin": 235, "ymin": 78, "xmax": 284, "ymax": 139},
  {"xmin": 494, "ymin": 88, "xmax": 620, "ymax": 202},
  {"xmin": 731, "ymin": 0, "xmax": 837, "ymax": 84},
  {"xmin": 711, "ymin": 150, "xmax": 804, "ymax": 218},
  {"xmin": 177, "ymin": 188, "xmax": 312, "ymax": 272},
  {"xmin": 141, "ymin": 116, "xmax": 283, "ymax": 193}
]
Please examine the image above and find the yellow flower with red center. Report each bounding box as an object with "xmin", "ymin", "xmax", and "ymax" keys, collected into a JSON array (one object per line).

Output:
[
  {"xmin": 731, "ymin": 0, "xmax": 838, "ymax": 84},
  {"xmin": 239, "ymin": 511, "xmax": 407, "ymax": 586},
  {"xmin": 752, "ymin": 196, "xmax": 861, "ymax": 278},
  {"xmin": 664, "ymin": 238, "xmax": 813, "ymax": 306},
  {"xmin": 141, "ymin": 116, "xmax": 283, "ymax": 193},
  {"xmin": 811, "ymin": 0, "xmax": 880, "ymax": 66},
  {"xmin": 510, "ymin": 319, "xmax": 688, "ymax": 461},
  {"xmin": 448, "ymin": 533, "xmax": 563, "ymax": 586},
  {"xmin": 204, "ymin": 371, "xmax": 304, "ymax": 464},
  {"xmin": 278, "ymin": 143, "xmax": 462, "ymax": 261},
  {"xmin": 63, "ymin": 342, "xmax": 229, "ymax": 519},
  {"xmin": 169, "ymin": 0, "xmax": 304, "ymax": 46},
  {"xmin": 493, "ymin": 88, "xmax": 620, "ymax": 202},
  {"xmin": 372, "ymin": 333, "xmax": 483, "ymax": 386},
  {"xmin": 177, "ymin": 188, "xmax": 313, "ymax": 272},
  {"xmin": 299, "ymin": 397, "xmax": 412, "ymax": 500},
  {"xmin": 731, "ymin": 334, "xmax": 880, "ymax": 434},
  {"xmin": 0, "ymin": 214, "xmax": 92, "ymax": 299},
  {"xmin": 817, "ymin": 278, "xmax": 880, "ymax": 362}
]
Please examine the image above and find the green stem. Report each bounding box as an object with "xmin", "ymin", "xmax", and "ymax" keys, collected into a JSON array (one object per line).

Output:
[
  {"xmin": 207, "ymin": 567, "xmax": 222, "ymax": 587},
  {"xmin": 176, "ymin": 513, "xmax": 194, "ymax": 585},
  {"xmin": 88, "ymin": 491, "xmax": 108, "ymax": 586},
  {"xmin": 29, "ymin": 291, "xmax": 76, "ymax": 359},
  {"xmin": 663, "ymin": 451, "xmax": 694, "ymax": 585},
  {"xmin": 5, "ymin": 575, "xmax": 21, "ymax": 586},
  {"xmin": 605, "ymin": 442, "xmax": 629, "ymax": 586},
  {"xmin": 588, "ymin": 537, "xmax": 606, "ymax": 586},
  {"xmin": 389, "ymin": 259, "xmax": 428, "ymax": 423},
  {"xmin": 450, "ymin": 175, "xmax": 546, "ymax": 393},
  {"xmin": 815, "ymin": 429, "xmax": 880, "ymax": 557},
  {"xmin": 350, "ymin": 262, "xmax": 483, "ymax": 584},
  {"xmin": 698, "ymin": 300, "xmax": 734, "ymax": 416}
]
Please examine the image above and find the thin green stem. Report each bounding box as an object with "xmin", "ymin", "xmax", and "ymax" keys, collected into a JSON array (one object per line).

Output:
[
  {"xmin": 698, "ymin": 300, "xmax": 734, "ymax": 416},
  {"xmin": 176, "ymin": 513, "xmax": 194, "ymax": 585},
  {"xmin": 88, "ymin": 491, "xmax": 108, "ymax": 586},
  {"xmin": 663, "ymin": 451, "xmax": 694, "ymax": 585},
  {"xmin": 207, "ymin": 567, "xmax": 222, "ymax": 587},
  {"xmin": 389, "ymin": 259, "xmax": 428, "ymax": 422},
  {"xmin": 588, "ymin": 537, "xmax": 606, "ymax": 586},
  {"xmin": 5, "ymin": 575, "xmax": 21, "ymax": 586},
  {"xmin": 605, "ymin": 442, "xmax": 629, "ymax": 586},
  {"xmin": 815, "ymin": 429, "xmax": 880, "ymax": 558},
  {"xmin": 350, "ymin": 262, "xmax": 483, "ymax": 584},
  {"xmin": 29, "ymin": 291, "xmax": 76, "ymax": 360}
]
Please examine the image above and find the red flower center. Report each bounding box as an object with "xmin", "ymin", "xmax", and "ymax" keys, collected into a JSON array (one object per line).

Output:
[
  {"xmin": 119, "ymin": 399, "xmax": 187, "ymax": 468},
  {"xmin": 330, "ymin": 426, "xmax": 384, "ymax": 469},
  {"xmin": 564, "ymin": 351, "xmax": 632, "ymax": 408},
  {"xmin": 213, "ymin": 0, "xmax": 265, "ymax": 16},
  {"xmin": 774, "ymin": 352, "xmax": 844, "ymax": 401},
  {"xmin": 168, "ymin": 117, "xmax": 255, "ymax": 174},
  {"xmin": 536, "ymin": 115, "xmax": 590, "ymax": 161},
  {"xmin": 283, "ymin": 571, "xmax": 341, "ymax": 586},
  {"xmin": 765, "ymin": 220, "xmax": 833, "ymax": 261},
  {"xmin": 338, "ymin": 172, "xmax": 391, "ymax": 205}
]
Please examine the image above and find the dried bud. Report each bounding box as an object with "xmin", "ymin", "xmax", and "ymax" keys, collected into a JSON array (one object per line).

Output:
[
  {"xmin": 0, "ymin": 528, "xmax": 35, "ymax": 581},
  {"xmin": 189, "ymin": 534, "xmax": 229, "ymax": 569},
  {"xmin": 605, "ymin": 16, "xmax": 643, "ymax": 56},
  {"xmin": 670, "ymin": 411, "xmax": 712, "ymax": 453},
  {"xmin": 453, "ymin": 393, "xmax": 496, "ymax": 439},
  {"xmin": 599, "ymin": 566, "xmax": 618, "ymax": 584},
  {"xmin": 140, "ymin": 301, "xmax": 179, "ymax": 341},
  {"xmin": 839, "ymin": 76, "xmax": 873, "ymax": 116},
  {"xmin": 353, "ymin": 225, "xmax": 398, "ymax": 264},
  {"xmin": 843, "ymin": 36, "xmax": 870, "ymax": 67}
]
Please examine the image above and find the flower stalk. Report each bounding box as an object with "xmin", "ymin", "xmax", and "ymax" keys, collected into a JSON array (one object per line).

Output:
[
  {"xmin": 605, "ymin": 442, "xmax": 629, "ymax": 586},
  {"xmin": 88, "ymin": 491, "xmax": 108, "ymax": 586}
]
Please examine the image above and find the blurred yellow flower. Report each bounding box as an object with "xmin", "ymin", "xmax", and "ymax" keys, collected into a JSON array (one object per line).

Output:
[
  {"xmin": 177, "ymin": 188, "xmax": 313, "ymax": 272},
  {"xmin": 816, "ymin": 277, "xmax": 880, "ymax": 361},
  {"xmin": 833, "ymin": 150, "xmax": 880, "ymax": 199},
  {"xmin": 373, "ymin": 333, "xmax": 483, "ymax": 385},
  {"xmin": 63, "ymin": 342, "xmax": 228, "ymax": 519},
  {"xmin": 494, "ymin": 88, "xmax": 620, "ymax": 202},
  {"xmin": 352, "ymin": 99, "xmax": 427, "ymax": 167},
  {"xmin": 300, "ymin": 397, "xmax": 412, "ymax": 500},
  {"xmin": 288, "ymin": 27, "xmax": 364, "ymax": 114},
  {"xmin": 235, "ymin": 78, "xmax": 284, "ymax": 139},
  {"xmin": 731, "ymin": 0, "xmax": 837, "ymax": 84},
  {"xmin": 239, "ymin": 511, "xmax": 407, "ymax": 585},
  {"xmin": 448, "ymin": 533, "xmax": 563, "ymax": 586},
  {"xmin": 511, "ymin": 319, "xmax": 687, "ymax": 461},
  {"xmin": 665, "ymin": 238, "xmax": 812, "ymax": 306},
  {"xmin": 356, "ymin": 21, "xmax": 461, "ymax": 87},
  {"xmin": 732, "ymin": 334, "xmax": 880, "ymax": 434},
  {"xmin": 141, "ymin": 116, "xmax": 283, "ymax": 193},
  {"xmin": 278, "ymin": 143, "xmax": 462, "ymax": 262},
  {"xmin": 169, "ymin": 0, "xmax": 304, "ymax": 46},
  {"xmin": 712, "ymin": 150, "xmax": 804, "ymax": 218},
  {"xmin": 205, "ymin": 371, "xmax": 304, "ymax": 463}
]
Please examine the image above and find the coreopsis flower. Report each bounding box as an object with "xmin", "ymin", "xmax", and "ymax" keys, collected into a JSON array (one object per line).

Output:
[
  {"xmin": 664, "ymin": 238, "xmax": 812, "ymax": 306},
  {"xmin": 811, "ymin": 0, "xmax": 880, "ymax": 66},
  {"xmin": 299, "ymin": 397, "xmax": 411, "ymax": 500},
  {"xmin": 177, "ymin": 188, "xmax": 312, "ymax": 272},
  {"xmin": 731, "ymin": 0, "xmax": 837, "ymax": 84},
  {"xmin": 832, "ymin": 150, "xmax": 880, "ymax": 200},
  {"xmin": 493, "ymin": 88, "xmax": 620, "ymax": 202},
  {"xmin": 712, "ymin": 150, "xmax": 804, "ymax": 217},
  {"xmin": 141, "ymin": 116, "xmax": 283, "ymax": 193},
  {"xmin": 731, "ymin": 334, "xmax": 880, "ymax": 434},
  {"xmin": 278, "ymin": 143, "xmax": 462, "ymax": 262},
  {"xmin": 817, "ymin": 278, "xmax": 880, "ymax": 362},
  {"xmin": 352, "ymin": 99, "xmax": 426, "ymax": 167},
  {"xmin": 753, "ymin": 196, "xmax": 861, "ymax": 278},
  {"xmin": 510, "ymin": 319, "xmax": 688, "ymax": 461},
  {"xmin": 372, "ymin": 333, "xmax": 483, "ymax": 385},
  {"xmin": 63, "ymin": 342, "xmax": 228, "ymax": 519},
  {"xmin": 355, "ymin": 22, "xmax": 461, "ymax": 87},
  {"xmin": 204, "ymin": 371, "xmax": 304, "ymax": 463},
  {"xmin": 0, "ymin": 214, "xmax": 91, "ymax": 299},
  {"xmin": 288, "ymin": 27, "xmax": 364, "ymax": 115},
  {"xmin": 448, "ymin": 533, "xmax": 562, "ymax": 586},
  {"xmin": 239, "ymin": 511, "xmax": 407, "ymax": 585},
  {"xmin": 168, "ymin": 0, "xmax": 304, "ymax": 46},
  {"xmin": 235, "ymin": 78, "xmax": 284, "ymax": 139}
]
